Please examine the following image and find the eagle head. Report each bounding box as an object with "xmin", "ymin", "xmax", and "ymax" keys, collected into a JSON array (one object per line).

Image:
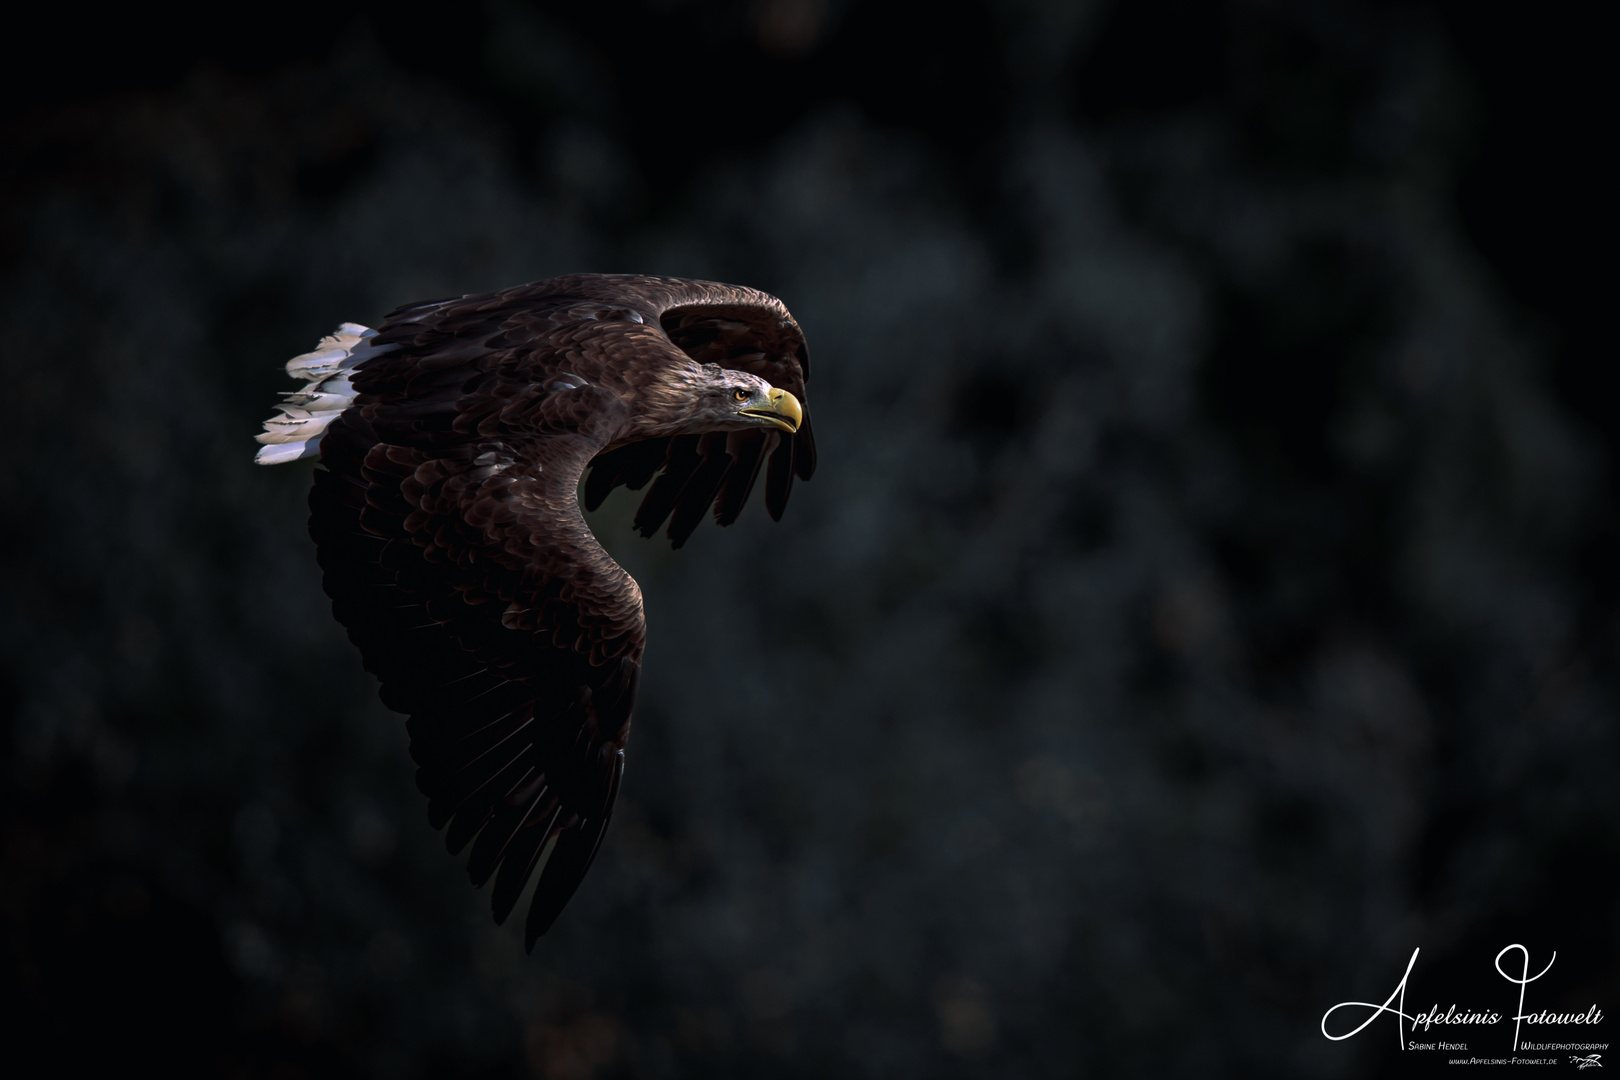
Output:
[{"xmin": 639, "ymin": 362, "xmax": 802, "ymax": 438}]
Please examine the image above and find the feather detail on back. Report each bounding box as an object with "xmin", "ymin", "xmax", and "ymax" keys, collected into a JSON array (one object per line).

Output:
[{"xmin": 255, "ymin": 322, "xmax": 399, "ymax": 464}]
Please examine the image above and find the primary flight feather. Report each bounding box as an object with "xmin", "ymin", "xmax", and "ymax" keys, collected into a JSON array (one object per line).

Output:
[{"xmin": 255, "ymin": 274, "xmax": 815, "ymax": 949}]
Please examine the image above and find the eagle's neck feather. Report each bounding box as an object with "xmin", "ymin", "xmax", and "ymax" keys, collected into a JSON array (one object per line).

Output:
[{"xmin": 618, "ymin": 358, "xmax": 716, "ymax": 442}]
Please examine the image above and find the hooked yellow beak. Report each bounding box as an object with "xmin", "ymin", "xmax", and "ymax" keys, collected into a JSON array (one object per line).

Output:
[{"xmin": 740, "ymin": 387, "xmax": 803, "ymax": 433}]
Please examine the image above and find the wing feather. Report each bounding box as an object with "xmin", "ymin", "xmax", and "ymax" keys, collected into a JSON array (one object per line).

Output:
[
  {"xmin": 633, "ymin": 434, "xmax": 703, "ymax": 538},
  {"xmin": 667, "ymin": 433, "xmax": 732, "ymax": 547},
  {"xmin": 714, "ymin": 431, "xmax": 773, "ymax": 527},
  {"xmin": 525, "ymin": 751, "xmax": 622, "ymax": 939},
  {"xmin": 583, "ymin": 437, "xmax": 669, "ymax": 511},
  {"xmin": 765, "ymin": 431, "xmax": 796, "ymax": 521},
  {"xmin": 492, "ymin": 804, "xmax": 565, "ymax": 924},
  {"xmin": 466, "ymin": 777, "xmax": 553, "ymax": 888}
]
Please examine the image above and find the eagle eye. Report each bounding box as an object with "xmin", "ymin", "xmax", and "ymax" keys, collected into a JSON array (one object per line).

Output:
[{"xmin": 732, "ymin": 387, "xmax": 750, "ymax": 403}]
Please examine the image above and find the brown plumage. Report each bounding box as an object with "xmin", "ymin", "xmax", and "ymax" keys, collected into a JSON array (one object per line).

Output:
[{"xmin": 256, "ymin": 275, "xmax": 815, "ymax": 948}]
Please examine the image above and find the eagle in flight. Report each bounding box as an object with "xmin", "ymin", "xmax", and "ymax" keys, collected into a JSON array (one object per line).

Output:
[{"xmin": 255, "ymin": 275, "xmax": 815, "ymax": 949}]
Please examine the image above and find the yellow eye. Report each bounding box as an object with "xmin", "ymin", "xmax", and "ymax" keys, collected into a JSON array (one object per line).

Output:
[{"xmin": 732, "ymin": 387, "xmax": 750, "ymax": 402}]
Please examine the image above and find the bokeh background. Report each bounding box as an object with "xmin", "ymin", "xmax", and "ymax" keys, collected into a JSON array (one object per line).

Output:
[{"xmin": 2, "ymin": 1, "xmax": 1611, "ymax": 1076}]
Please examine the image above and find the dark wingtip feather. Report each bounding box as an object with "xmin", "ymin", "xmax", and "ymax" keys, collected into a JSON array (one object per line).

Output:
[
  {"xmin": 584, "ymin": 439, "xmax": 673, "ymax": 514},
  {"xmin": 465, "ymin": 776, "xmax": 549, "ymax": 886},
  {"xmin": 794, "ymin": 413, "xmax": 817, "ymax": 480},
  {"xmin": 714, "ymin": 432, "xmax": 769, "ymax": 527},
  {"xmin": 445, "ymin": 802, "xmax": 493, "ymax": 856},
  {"xmin": 634, "ymin": 478, "xmax": 682, "ymax": 538},
  {"xmin": 619, "ymin": 438, "xmax": 671, "ymax": 491},
  {"xmin": 666, "ymin": 434, "xmax": 730, "ymax": 548},
  {"xmin": 582, "ymin": 459, "xmax": 620, "ymax": 512},
  {"xmin": 420, "ymin": 741, "xmax": 536, "ymax": 847},
  {"xmin": 633, "ymin": 435, "xmax": 701, "ymax": 538},
  {"xmin": 426, "ymin": 779, "xmax": 455, "ymax": 831},
  {"xmin": 491, "ymin": 805, "xmax": 562, "ymax": 925},
  {"xmin": 524, "ymin": 753, "xmax": 623, "ymax": 949},
  {"xmin": 522, "ymin": 825, "xmax": 596, "ymax": 948},
  {"xmin": 764, "ymin": 434, "xmax": 795, "ymax": 521}
]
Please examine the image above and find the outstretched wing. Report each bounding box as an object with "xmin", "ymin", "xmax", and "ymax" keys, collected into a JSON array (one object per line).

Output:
[
  {"xmin": 579, "ymin": 283, "xmax": 818, "ymax": 547},
  {"xmin": 295, "ymin": 274, "xmax": 816, "ymax": 945},
  {"xmin": 310, "ymin": 290, "xmax": 650, "ymax": 948}
]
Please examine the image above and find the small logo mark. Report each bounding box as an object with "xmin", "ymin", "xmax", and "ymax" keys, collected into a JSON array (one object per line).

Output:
[{"xmin": 1572, "ymin": 1054, "xmax": 1603, "ymax": 1070}]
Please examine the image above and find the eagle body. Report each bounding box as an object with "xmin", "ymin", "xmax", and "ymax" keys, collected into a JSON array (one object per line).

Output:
[{"xmin": 255, "ymin": 275, "xmax": 815, "ymax": 948}]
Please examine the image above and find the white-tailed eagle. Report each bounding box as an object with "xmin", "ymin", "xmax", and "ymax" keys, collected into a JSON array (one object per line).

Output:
[{"xmin": 255, "ymin": 275, "xmax": 815, "ymax": 949}]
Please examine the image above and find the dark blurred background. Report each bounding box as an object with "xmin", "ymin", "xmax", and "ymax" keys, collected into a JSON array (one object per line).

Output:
[{"xmin": 2, "ymin": 1, "xmax": 1612, "ymax": 1076}]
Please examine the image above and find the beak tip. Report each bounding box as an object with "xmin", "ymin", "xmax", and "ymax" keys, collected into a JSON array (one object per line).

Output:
[{"xmin": 741, "ymin": 388, "xmax": 803, "ymax": 433}]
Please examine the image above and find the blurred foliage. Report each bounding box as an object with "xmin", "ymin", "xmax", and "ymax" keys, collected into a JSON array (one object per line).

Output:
[{"xmin": 2, "ymin": 1, "xmax": 1612, "ymax": 1077}]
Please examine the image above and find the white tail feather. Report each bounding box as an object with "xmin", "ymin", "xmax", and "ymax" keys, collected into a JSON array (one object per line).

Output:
[
  {"xmin": 255, "ymin": 323, "xmax": 395, "ymax": 465},
  {"xmin": 254, "ymin": 439, "xmax": 325, "ymax": 465}
]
